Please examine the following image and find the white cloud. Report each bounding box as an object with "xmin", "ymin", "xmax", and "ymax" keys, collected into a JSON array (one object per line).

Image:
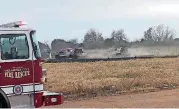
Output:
[
  {"xmin": 148, "ymin": 4, "xmax": 179, "ymax": 15},
  {"xmin": 1, "ymin": 0, "xmax": 179, "ymax": 22},
  {"xmin": 44, "ymin": 0, "xmax": 179, "ymax": 21},
  {"xmin": 1, "ymin": 0, "xmax": 179, "ymax": 43}
]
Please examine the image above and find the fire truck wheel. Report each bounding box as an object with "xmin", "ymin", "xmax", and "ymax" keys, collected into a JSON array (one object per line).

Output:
[{"xmin": 0, "ymin": 88, "xmax": 11, "ymax": 108}]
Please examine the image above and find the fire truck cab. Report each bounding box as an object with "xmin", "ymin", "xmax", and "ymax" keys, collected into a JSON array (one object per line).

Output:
[{"xmin": 0, "ymin": 21, "xmax": 63, "ymax": 108}]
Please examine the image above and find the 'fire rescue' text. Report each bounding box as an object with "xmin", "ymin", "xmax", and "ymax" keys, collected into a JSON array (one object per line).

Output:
[{"xmin": 4, "ymin": 67, "xmax": 30, "ymax": 79}]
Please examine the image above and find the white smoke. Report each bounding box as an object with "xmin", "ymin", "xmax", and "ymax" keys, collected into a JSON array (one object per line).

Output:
[{"xmin": 81, "ymin": 46, "xmax": 179, "ymax": 59}]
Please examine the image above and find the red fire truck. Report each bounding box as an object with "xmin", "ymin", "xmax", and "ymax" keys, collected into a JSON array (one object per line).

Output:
[{"xmin": 0, "ymin": 21, "xmax": 64, "ymax": 108}]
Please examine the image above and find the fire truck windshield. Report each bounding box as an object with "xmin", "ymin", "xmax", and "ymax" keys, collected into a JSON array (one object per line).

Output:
[
  {"xmin": 0, "ymin": 34, "xmax": 29, "ymax": 60},
  {"xmin": 30, "ymin": 30, "xmax": 41, "ymax": 59}
]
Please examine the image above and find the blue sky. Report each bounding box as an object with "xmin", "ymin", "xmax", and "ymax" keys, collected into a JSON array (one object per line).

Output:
[{"xmin": 0, "ymin": 0, "xmax": 179, "ymax": 43}]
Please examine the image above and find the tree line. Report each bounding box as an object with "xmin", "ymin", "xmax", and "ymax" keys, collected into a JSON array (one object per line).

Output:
[
  {"xmin": 48, "ymin": 24, "xmax": 178, "ymax": 50},
  {"xmin": 38, "ymin": 24, "xmax": 178, "ymax": 59}
]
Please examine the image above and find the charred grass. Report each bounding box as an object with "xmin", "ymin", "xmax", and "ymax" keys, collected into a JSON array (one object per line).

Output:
[{"xmin": 43, "ymin": 58, "xmax": 179, "ymax": 100}]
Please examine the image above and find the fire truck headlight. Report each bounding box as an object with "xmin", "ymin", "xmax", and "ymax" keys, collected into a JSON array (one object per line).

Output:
[
  {"xmin": 39, "ymin": 62, "xmax": 43, "ymax": 67},
  {"xmin": 41, "ymin": 69, "xmax": 47, "ymax": 83},
  {"xmin": 42, "ymin": 69, "xmax": 46, "ymax": 76}
]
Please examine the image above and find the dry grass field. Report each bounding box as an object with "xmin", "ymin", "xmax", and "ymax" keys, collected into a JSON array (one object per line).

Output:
[{"xmin": 43, "ymin": 58, "xmax": 179, "ymax": 100}]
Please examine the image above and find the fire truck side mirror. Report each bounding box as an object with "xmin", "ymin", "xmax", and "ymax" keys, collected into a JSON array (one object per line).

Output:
[
  {"xmin": 34, "ymin": 46, "xmax": 37, "ymax": 51},
  {"xmin": 33, "ymin": 42, "xmax": 38, "ymax": 51}
]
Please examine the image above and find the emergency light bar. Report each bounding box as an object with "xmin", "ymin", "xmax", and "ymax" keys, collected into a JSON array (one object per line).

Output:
[{"xmin": 0, "ymin": 21, "xmax": 27, "ymax": 28}]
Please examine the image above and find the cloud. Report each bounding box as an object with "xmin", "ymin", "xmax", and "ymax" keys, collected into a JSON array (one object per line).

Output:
[
  {"xmin": 43, "ymin": 0, "xmax": 179, "ymax": 21},
  {"xmin": 1, "ymin": 0, "xmax": 179, "ymax": 43},
  {"xmin": 1, "ymin": 0, "xmax": 179, "ymax": 22}
]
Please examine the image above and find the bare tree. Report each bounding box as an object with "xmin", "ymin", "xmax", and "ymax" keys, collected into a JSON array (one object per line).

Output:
[
  {"xmin": 111, "ymin": 29, "xmax": 127, "ymax": 41},
  {"xmin": 83, "ymin": 28, "xmax": 104, "ymax": 49},
  {"xmin": 144, "ymin": 27, "xmax": 153, "ymax": 41},
  {"xmin": 69, "ymin": 38, "xmax": 78, "ymax": 44},
  {"xmin": 111, "ymin": 29, "xmax": 128, "ymax": 48},
  {"xmin": 143, "ymin": 24, "xmax": 176, "ymax": 42}
]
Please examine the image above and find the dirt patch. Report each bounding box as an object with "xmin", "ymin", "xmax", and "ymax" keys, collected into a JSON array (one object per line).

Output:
[{"xmin": 44, "ymin": 88, "xmax": 179, "ymax": 108}]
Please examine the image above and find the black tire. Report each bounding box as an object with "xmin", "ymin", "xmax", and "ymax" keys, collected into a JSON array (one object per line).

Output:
[{"xmin": 0, "ymin": 88, "xmax": 11, "ymax": 108}]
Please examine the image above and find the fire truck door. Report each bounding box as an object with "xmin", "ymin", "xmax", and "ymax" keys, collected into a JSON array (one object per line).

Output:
[{"xmin": 0, "ymin": 32, "xmax": 38, "ymax": 94}]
